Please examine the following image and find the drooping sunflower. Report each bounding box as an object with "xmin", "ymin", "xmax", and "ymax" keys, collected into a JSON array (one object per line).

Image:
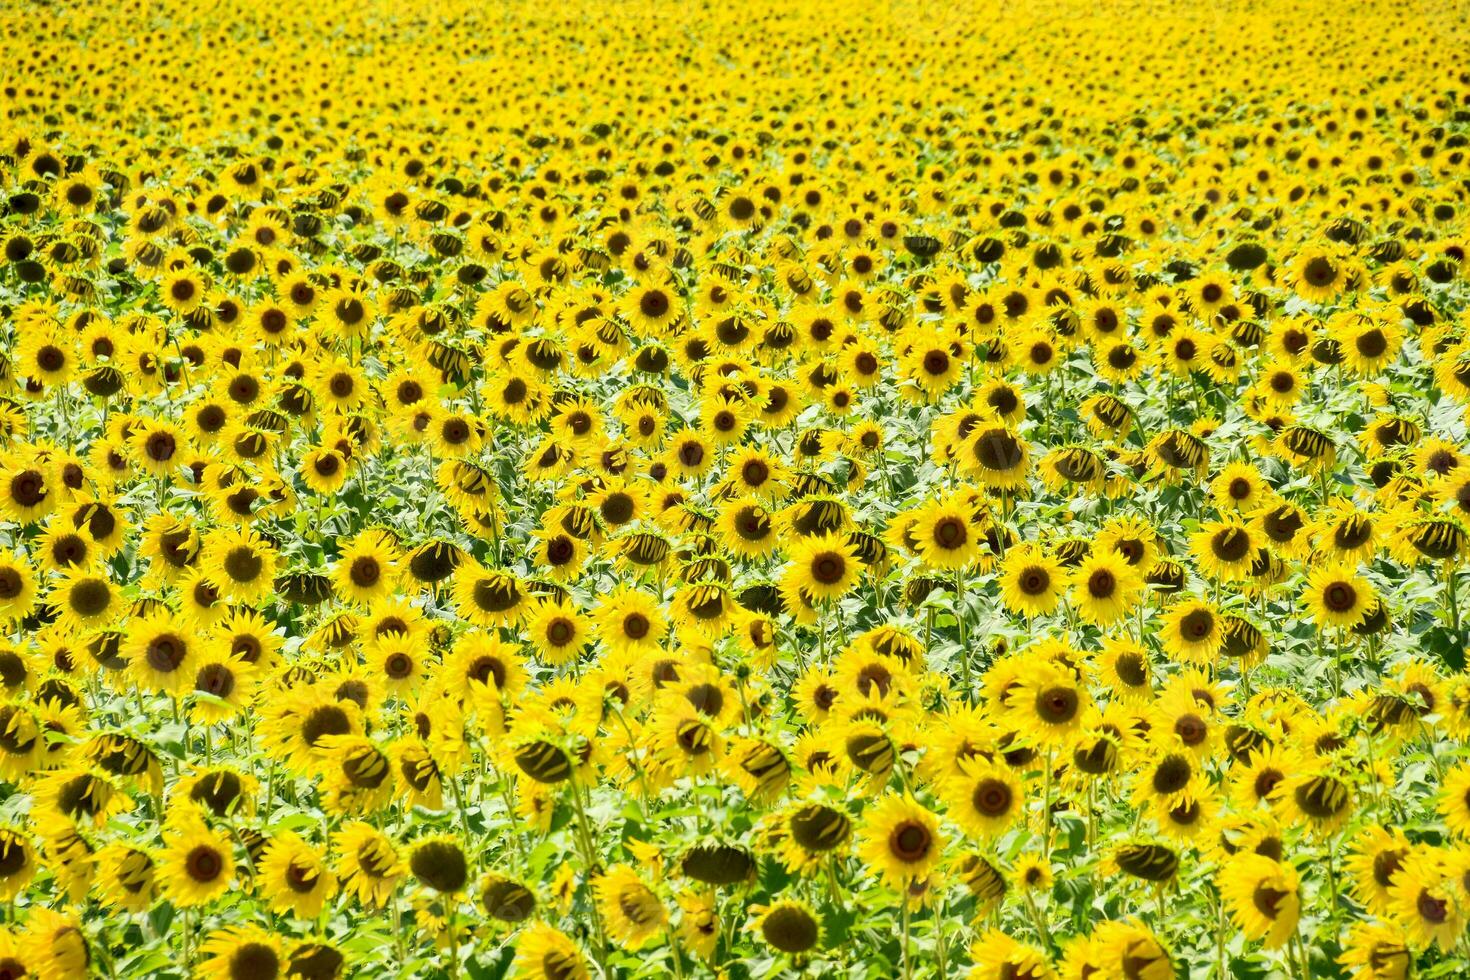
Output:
[
  {"xmin": 752, "ymin": 899, "xmax": 822, "ymax": 956},
  {"xmin": 592, "ymin": 864, "xmax": 666, "ymax": 950},
  {"xmin": 1190, "ymin": 518, "xmax": 1259, "ymax": 581},
  {"xmin": 332, "ymin": 821, "xmax": 403, "ymax": 909},
  {"xmin": 766, "ymin": 800, "xmax": 852, "ymax": 874},
  {"xmin": 1219, "ymin": 852, "xmax": 1301, "ymax": 949},
  {"xmin": 513, "ymin": 923, "xmax": 591, "ymax": 980},
  {"xmin": 961, "ymin": 424, "xmax": 1031, "ymax": 490},
  {"xmin": 194, "ymin": 927, "xmax": 284, "ymax": 980},
  {"xmin": 407, "ymin": 834, "xmax": 470, "ymax": 897},
  {"xmin": 94, "ymin": 841, "xmax": 158, "ymax": 913}
]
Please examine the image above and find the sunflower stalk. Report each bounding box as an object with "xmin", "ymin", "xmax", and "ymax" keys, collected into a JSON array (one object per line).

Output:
[
  {"xmin": 567, "ymin": 779, "xmax": 610, "ymax": 964},
  {"xmin": 955, "ymin": 569, "xmax": 972, "ymax": 700},
  {"xmin": 1446, "ymin": 561, "xmax": 1462, "ymax": 644},
  {"xmin": 899, "ymin": 890, "xmax": 912, "ymax": 980}
]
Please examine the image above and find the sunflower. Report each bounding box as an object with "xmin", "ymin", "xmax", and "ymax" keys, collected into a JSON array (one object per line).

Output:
[
  {"xmin": 452, "ymin": 565, "xmax": 530, "ymax": 627},
  {"xmin": 259, "ymin": 831, "xmax": 338, "ymax": 919},
  {"xmin": 158, "ymin": 817, "xmax": 235, "ymax": 907},
  {"xmin": 1337, "ymin": 922, "xmax": 1411, "ymax": 980},
  {"xmin": 18, "ymin": 907, "xmax": 90, "ymax": 979},
  {"xmin": 625, "ymin": 284, "xmax": 683, "ymax": 336},
  {"xmin": 1345, "ymin": 826, "xmax": 1412, "ymax": 918},
  {"xmin": 969, "ymin": 929, "xmax": 1051, "ymax": 980},
  {"xmin": 1158, "ymin": 598, "xmax": 1224, "ymax": 666},
  {"xmin": 1225, "ymin": 740, "xmax": 1294, "ymax": 812},
  {"xmin": 1092, "ymin": 636, "xmax": 1154, "ymax": 702},
  {"xmin": 1248, "ymin": 499, "xmax": 1309, "ymax": 559},
  {"xmin": 1094, "ymin": 338, "xmax": 1147, "ymax": 384},
  {"xmin": 781, "ymin": 532, "xmax": 861, "ymax": 603},
  {"xmin": 299, "ymin": 447, "xmax": 350, "ymax": 495},
  {"xmin": 1134, "ymin": 748, "xmax": 1200, "ymax": 812},
  {"xmin": 258, "ymin": 686, "xmax": 364, "ymax": 774},
  {"xmin": 941, "ymin": 759, "xmax": 1023, "ymax": 839},
  {"xmin": 51, "ymin": 566, "xmax": 121, "ymax": 630},
  {"xmin": 332, "ymin": 822, "xmax": 403, "ymax": 908},
  {"xmin": 123, "ymin": 609, "xmax": 197, "ymax": 694},
  {"xmin": 1314, "ymin": 500, "xmax": 1379, "ymax": 562},
  {"xmin": 525, "ymin": 599, "xmax": 591, "ymax": 666},
  {"xmin": 901, "ymin": 336, "xmax": 965, "ymax": 400},
  {"xmin": 1439, "ymin": 764, "xmax": 1470, "ymax": 839},
  {"xmin": 0, "ymin": 554, "xmax": 38, "ymax": 624},
  {"xmin": 138, "ymin": 513, "xmax": 200, "ymax": 585},
  {"xmin": 197, "ymin": 927, "xmax": 284, "ymax": 980},
  {"xmin": 0, "ymin": 827, "xmax": 37, "ymax": 901},
  {"xmin": 1387, "ymin": 847, "xmax": 1465, "ymax": 951},
  {"xmin": 170, "ymin": 568, "xmax": 226, "ymax": 630},
  {"xmin": 201, "ymin": 525, "xmax": 279, "ymax": 603},
  {"xmin": 1290, "ymin": 243, "xmax": 1351, "ymax": 301},
  {"xmin": 1085, "ymin": 922, "xmax": 1173, "ymax": 980},
  {"xmin": 332, "ymin": 530, "xmax": 401, "ymax": 605},
  {"xmin": 1302, "ymin": 563, "xmax": 1374, "ymax": 630},
  {"xmin": 513, "ymin": 923, "xmax": 591, "ymax": 980},
  {"xmin": 962, "ymin": 424, "xmax": 1030, "ymax": 490},
  {"xmin": 910, "ymin": 495, "xmax": 983, "ymax": 570},
  {"xmin": 648, "ymin": 700, "xmax": 724, "ymax": 783},
  {"xmin": 1069, "ymin": 552, "xmax": 1142, "ymax": 626},
  {"xmin": 213, "ymin": 607, "xmax": 283, "ymax": 670},
  {"xmin": 1190, "ymin": 518, "xmax": 1258, "ymax": 581},
  {"xmin": 1219, "ymin": 852, "xmax": 1301, "ymax": 949},
  {"xmin": 858, "ymin": 794, "xmax": 943, "ymax": 889},
  {"xmin": 1210, "ymin": 463, "xmax": 1269, "ymax": 513},
  {"xmin": 16, "ymin": 330, "xmax": 77, "ymax": 390},
  {"xmin": 1005, "ymin": 661, "xmax": 1089, "ymax": 746},
  {"xmin": 94, "ymin": 841, "xmax": 158, "ymax": 913},
  {"xmin": 591, "ymin": 864, "xmax": 666, "ymax": 950},
  {"xmin": 716, "ymin": 496, "xmax": 779, "ymax": 558},
  {"xmin": 67, "ymin": 496, "xmax": 130, "ymax": 556}
]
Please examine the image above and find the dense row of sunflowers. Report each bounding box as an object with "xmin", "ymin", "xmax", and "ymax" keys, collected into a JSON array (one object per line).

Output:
[{"xmin": 1, "ymin": 0, "xmax": 1469, "ymax": 976}]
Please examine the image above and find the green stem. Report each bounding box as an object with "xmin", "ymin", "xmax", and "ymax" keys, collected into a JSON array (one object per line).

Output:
[
  {"xmin": 955, "ymin": 569, "xmax": 972, "ymax": 700},
  {"xmin": 568, "ymin": 781, "xmax": 609, "ymax": 962},
  {"xmin": 899, "ymin": 892, "xmax": 912, "ymax": 980},
  {"xmin": 1447, "ymin": 562, "xmax": 1461, "ymax": 641}
]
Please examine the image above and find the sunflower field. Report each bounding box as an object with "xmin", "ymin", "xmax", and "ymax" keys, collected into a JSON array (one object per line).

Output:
[{"xmin": 2, "ymin": 0, "xmax": 1470, "ymax": 976}]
